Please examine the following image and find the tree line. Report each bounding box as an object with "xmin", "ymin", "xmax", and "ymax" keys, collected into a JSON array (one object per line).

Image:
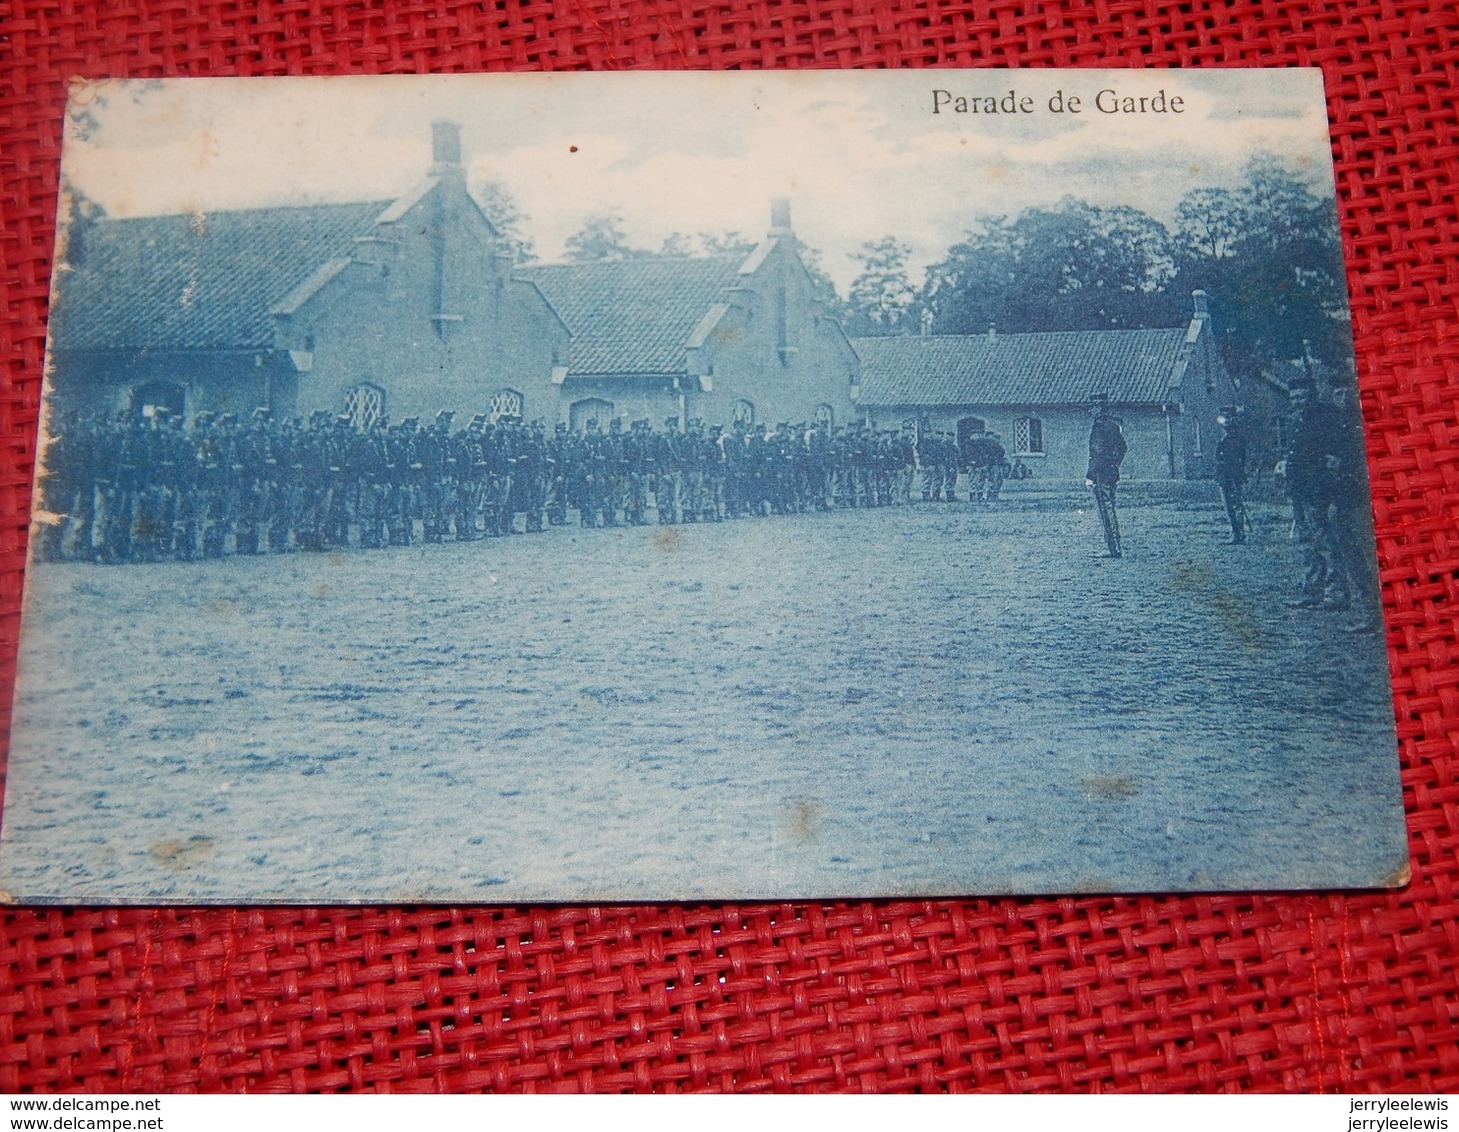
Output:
[
  {"xmin": 477, "ymin": 153, "xmax": 1351, "ymax": 378},
  {"xmin": 830, "ymin": 154, "xmax": 1352, "ymax": 378}
]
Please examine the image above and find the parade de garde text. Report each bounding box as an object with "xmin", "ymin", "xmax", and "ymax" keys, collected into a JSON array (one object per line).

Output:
[{"xmin": 931, "ymin": 88, "xmax": 1186, "ymax": 115}]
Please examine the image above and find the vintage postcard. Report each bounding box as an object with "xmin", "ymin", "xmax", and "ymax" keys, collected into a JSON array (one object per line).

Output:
[{"xmin": 1, "ymin": 70, "xmax": 1406, "ymax": 902}]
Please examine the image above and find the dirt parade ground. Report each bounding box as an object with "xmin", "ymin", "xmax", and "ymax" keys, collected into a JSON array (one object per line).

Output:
[{"xmin": 0, "ymin": 482, "xmax": 1408, "ymax": 902}]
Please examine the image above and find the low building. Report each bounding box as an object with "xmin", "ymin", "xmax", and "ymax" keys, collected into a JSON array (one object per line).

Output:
[
  {"xmin": 852, "ymin": 295, "xmax": 1235, "ymax": 480},
  {"xmin": 46, "ymin": 123, "xmax": 858, "ymax": 434},
  {"xmin": 50, "ymin": 122, "xmax": 569, "ymax": 428},
  {"xmin": 520, "ymin": 205, "xmax": 859, "ymax": 432}
]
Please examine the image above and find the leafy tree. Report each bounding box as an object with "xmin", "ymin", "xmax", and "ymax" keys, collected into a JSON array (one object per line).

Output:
[
  {"xmin": 845, "ymin": 237, "xmax": 918, "ymax": 336},
  {"xmin": 1174, "ymin": 187, "xmax": 1243, "ymax": 261},
  {"xmin": 922, "ymin": 200, "xmax": 1179, "ymax": 335},
  {"xmin": 657, "ymin": 231, "xmax": 760, "ymax": 258},
  {"xmin": 563, "ymin": 213, "xmax": 650, "ymax": 262},
  {"xmin": 697, "ymin": 231, "xmax": 758, "ymax": 258},
  {"xmin": 471, "ymin": 179, "xmax": 536, "ymax": 264},
  {"xmin": 1173, "ymin": 154, "xmax": 1349, "ymax": 373},
  {"xmin": 658, "ymin": 232, "xmax": 697, "ymax": 257}
]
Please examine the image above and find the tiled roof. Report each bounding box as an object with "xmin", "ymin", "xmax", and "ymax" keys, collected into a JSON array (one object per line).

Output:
[
  {"xmin": 518, "ymin": 257, "xmax": 742, "ymax": 376},
  {"xmin": 51, "ymin": 201, "xmax": 389, "ymax": 352},
  {"xmin": 853, "ymin": 328, "xmax": 1190, "ymax": 407}
]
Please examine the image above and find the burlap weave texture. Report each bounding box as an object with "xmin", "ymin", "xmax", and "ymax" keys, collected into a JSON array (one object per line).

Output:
[{"xmin": 1, "ymin": 0, "xmax": 1457, "ymax": 1093}]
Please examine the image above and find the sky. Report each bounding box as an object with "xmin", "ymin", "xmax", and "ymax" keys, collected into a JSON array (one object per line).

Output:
[{"xmin": 60, "ymin": 70, "xmax": 1338, "ymax": 293}]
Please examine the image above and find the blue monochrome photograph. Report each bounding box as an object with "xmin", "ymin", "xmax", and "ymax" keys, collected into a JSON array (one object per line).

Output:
[{"xmin": 0, "ymin": 71, "xmax": 1407, "ymax": 902}]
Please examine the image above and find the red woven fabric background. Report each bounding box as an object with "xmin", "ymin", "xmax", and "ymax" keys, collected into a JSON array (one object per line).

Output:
[{"xmin": 2, "ymin": 0, "xmax": 1458, "ymax": 1094}]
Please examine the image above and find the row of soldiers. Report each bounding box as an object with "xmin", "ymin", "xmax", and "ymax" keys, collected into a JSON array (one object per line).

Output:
[{"xmin": 33, "ymin": 407, "xmax": 1015, "ymax": 564}]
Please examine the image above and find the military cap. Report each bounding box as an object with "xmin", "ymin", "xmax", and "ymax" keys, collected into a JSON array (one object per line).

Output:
[
  {"xmin": 253, "ymin": 406, "xmax": 272, "ymax": 421},
  {"xmin": 194, "ymin": 411, "xmax": 216, "ymax": 426},
  {"xmin": 436, "ymin": 409, "xmax": 455, "ymax": 422},
  {"xmin": 469, "ymin": 414, "xmax": 488, "ymax": 428},
  {"xmin": 335, "ymin": 413, "xmax": 353, "ymax": 425},
  {"xmin": 402, "ymin": 416, "xmax": 420, "ymax": 428},
  {"xmin": 555, "ymin": 421, "xmax": 568, "ymax": 432},
  {"xmin": 710, "ymin": 424, "xmax": 723, "ymax": 435},
  {"xmin": 217, "ymin": 413, "xmax": 237, "ymax": 426}
]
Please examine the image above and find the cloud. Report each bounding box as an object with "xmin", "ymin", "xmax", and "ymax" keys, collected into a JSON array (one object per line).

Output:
[{"xmin": 61, "ymin": 71, "xmax": 1339, "ymax": 293}]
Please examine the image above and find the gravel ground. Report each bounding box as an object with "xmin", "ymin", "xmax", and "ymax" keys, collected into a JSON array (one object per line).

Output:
[{"xmin": 0, "ymin": 485, "xmax": 1408, "ymax": 903}]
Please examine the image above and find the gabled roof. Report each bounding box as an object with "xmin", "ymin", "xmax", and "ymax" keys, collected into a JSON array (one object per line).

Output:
[
  {"xmin": 517, "ymin": 256, "xmax": 742, "ymax": 376},
  {"xmin": 853, "ymin": 327, "xmax": 1190, "ymax": 407},
  {"xmin": 52, "ymin": 201, "xmax": 389, "ymax": 352}
]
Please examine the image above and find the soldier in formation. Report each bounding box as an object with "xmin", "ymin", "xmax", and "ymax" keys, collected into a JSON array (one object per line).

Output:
[
  {"xmin": 38, "ymin": 409, "xmax": 1005, "ymax": 563},
  {"xmin": 960, "ymin": 428, "xmax": 1011, "ymax": 503}
]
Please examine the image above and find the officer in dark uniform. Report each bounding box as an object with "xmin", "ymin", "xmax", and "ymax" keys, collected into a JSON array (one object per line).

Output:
[
  {"xmin": 1325, "ymin": 380, "xmax": 1383, "ymax": 633},
  {"xmin": 1213, "ymin": 406, "xmax": 1249, "ymax": 544},
  {"xmin": 1086, "ymin": 392, "xmax": 1128, "ymax": 558},
  {"xmin": 1278, "ymin": 374, "xmax": 1348, "ymax": 610}
]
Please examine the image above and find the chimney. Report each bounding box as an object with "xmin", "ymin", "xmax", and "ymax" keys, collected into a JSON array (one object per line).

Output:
[
  {"xmin": 920, "ymin": 309, "xmax": 934, "ymax": 336},
  {"xmin": 987, "ymin": 322, "xmax": 996, "ymax": 343},
  {"xmin": 431, "ymin": 120, "xmax": 463, "ymax": 172},
  {"xmin": 1192, "ymin": 289, "xmax": 1209, "ymax": 318},
  {"xmin": 770, "ymin": 197, "xmax": 792, "ymax": 233}
]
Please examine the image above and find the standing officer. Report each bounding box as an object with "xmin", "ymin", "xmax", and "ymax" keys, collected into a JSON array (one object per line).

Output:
[
  {"xmin": 1086, "ymin": 392, "xmax": 1128, "ymax": 558},
  {"xmin": 1277, "ymin": 374, "xmax": 1346, "ymax": 610},
  {"xmin": 1214, "ymin": 407, "xmax": 1249, "ymax": 544}
]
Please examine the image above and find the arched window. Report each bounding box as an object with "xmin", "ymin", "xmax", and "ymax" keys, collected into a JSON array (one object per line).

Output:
[
  {"xmin": 814, "ymin": 403, "xmax": 834, "ymax": 430},
  {"xmin": 733, "ymin": 399, "xmax": 755, "ymax": 425},
  {"xmin": 489, "ymin": 388, "xmax": 524, "ymax": 422},
  {"xmin": 344, "ymin": 383, "xmax": 386, "ymax": 431},
  {"xmin": 570, "ymin": 397, "xmax": 614, "ymax": 433}
]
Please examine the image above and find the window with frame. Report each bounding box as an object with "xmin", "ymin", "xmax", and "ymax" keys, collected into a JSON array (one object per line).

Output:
[
  {"xmin": 1013, "ymin": 416, "xmax": 1043, "ymax": 455},
  {"xmin": 344, "ymin": 383, "xmax": 386, "ymax": 431},
  {"xmin": 489, "ymin": 388, "xmax": 524, "ymax": 422}
]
